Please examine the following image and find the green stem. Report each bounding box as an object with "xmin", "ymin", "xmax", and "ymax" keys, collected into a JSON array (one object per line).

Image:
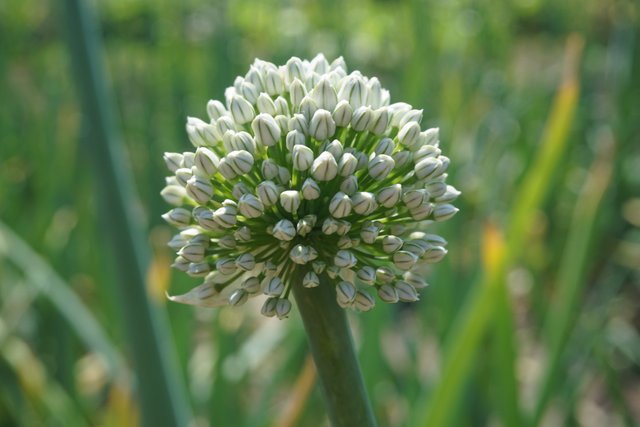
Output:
[{"xmin": 292, "ymin": 274, "xmax": 377, "ymax": 427}]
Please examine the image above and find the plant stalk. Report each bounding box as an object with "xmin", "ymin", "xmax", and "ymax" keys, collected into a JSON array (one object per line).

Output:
[{"xmin": 291, "ymin": 274, "xmax": 377, "ymax": 427}]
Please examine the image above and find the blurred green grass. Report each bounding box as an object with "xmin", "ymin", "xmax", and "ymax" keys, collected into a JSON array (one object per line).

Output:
[{"xmin": 1, "ymin": 0, "xmax": 639, "ymax": 426}]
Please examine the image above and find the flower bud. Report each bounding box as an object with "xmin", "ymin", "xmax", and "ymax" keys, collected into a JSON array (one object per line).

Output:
[
  {"xmin": 280, "ymin": 190, "xmax": 301, "ymax": 213},
  {"xmin": 351, "ymin": 106, "xmax": 373, "ymax": 132},
  {"xmin": 334, "ymin": 250, "xmax": 357, "ymax": 268},
  {"xmin": 178, "ymin": 243, "xmax": 205, "ymax": 263},
  {"xmin": 161, "ymin": 185, "xmax": 187, "ymax": 206},
  {"xmin": 332, "ymin": 100, "xmax": 353, "ymax": 127},
  {"xmin": 229, "ymin": 95, "xmax": 255, "ymax": 124},
  {"xmin": 403, "ymin": 189, "xmax": 426, "ymax": 209},
  {"xmin": 257, "ymin": 180, "xmax": 280, "ymax": 206},
  {"xmin": 213, "ymin": 205, "xmax": 237, "ymax": 228},
  {"xmin": 292, "ymin": 145, "xmax": 314, "ymax": 171},
  {"xmin": 374, "ymin": 138, "xmax": 395, "ymax": 156},
  {"xmin": 286, "ymin": 130, "xmax": 306, "ymax": 151},
  {"xmin": 360, "ymin": 224, "xmax": 379, "ymax": 244},
  {"xmin": 301, "ymin": 178, "xmax": 321, "ymax": 200},
  {"xmin": 422, "ymin": 127, "xmax": 439, "ymax": 146},
  {"xmin": 338, "ymin": 153, "xmax": 357, "ymax": 176},
  {"xmin": 414, "ymin": 157, "xmax": 441, "ymax": 180},
  {"xmin": 422, "ymin": 246, "xmax": 448, "ymax": 263},
  {"xmin": 309, "ymin": 109, "xmax": 336, "ymax": 140},
  {"xmin": 275, "ymin": 299, "xmax": 292, "ymax": 319},
  {"xmin": 435, "ymin": 185, "xmax": 461, "ymax": 203},
  {"xmin": 264, "ymin": 276, "xmax": 285, "ymax": 297},
  {"xmin": 288, "ymin": 114, "xmax": 308, "ymax": 134},
  {"xmin": 433, "ymin": 204, "xmax": 459, "ymax": 221},
  {"xmin": 329, "ymin": 192, "xmax": 352, "ymax": 218},
  {"xmin": 206, "ymin": 99, "xmax": 227, "ymax": 120},
  {"xmin": 354, "ymin": 290, "xmax": 376, "ymax": 311},
  {"xmin": 162, "ymin": 208, "xmax": 192, "ymax": 227},
  {"xmin": 393, "ymin": 151, "xmax": 412, "ymax": 168},
  {"xmin": 393, "ymin": 251, "xmax": 418, "ymax": 270},
  {"xmin": 188, "ymin": 262, "xmax": 211, "ymax": 277},
  {"xmin": 241, "ymin": 276, "xmax": 261, "ymax": 293},
  {"xmin": 398, "ymin": 109, "xmax": 423, "ymax": 128},
  {"xmin": 186, "ymin": 175, "xmax": 214, "ymax": 205},
  {"xmin": 272, "ymin": 219, "xmax": 296, "ymax": 241},
  {"xmin": 311, "ymin": 151, "xmax": 338, "ymax": 181},
  {"xmin": 336, "ymin": 281, "xmax": 357, "ymax": 304},
  {"xmin": 414, "ymin": 144, "xmax": 441, "ymax": 163},
  {"xmin": 357, "ymin": 266, "xmax": 376, "ymax": 284},
  {"xmin": 377, "ymin": 284, "xmax": 399, "ymax": 303},
  {"xmin": 338, "ymin": 75, "xmax": 367, "ymax": 109},
  {"xmin": 257, "ymin": 92, "xmax": 277, "ymax": 115},
  {"xmin": 164, "ymin": 152, "xmax": 183, "ymax": 172},
  {"xmin": 226, "ymin": 150, "xmax": 254, "ymax": 175},
  {"xmin": 340, "ymin": 175, "xmax": 359, "ymax": 195},
  {"xmin": 252, "ymin": 113, "xmax": 281, "ymax": 146},
  {"xmin": 322, "ymin": 218, "xmax": 339, "ymax": 235},
  {"xmin": 409, "ymin": 203, "xmax": 433, "ymax": 220},
  {"xmin": 382, "ymin": 235, "xmax": 403, "ymax": 253},
  {"xmin": 216, "ymin": 258, "xmax": 237, "ymax": 275},
  {"xmin": 186, "ymin": 117, "xmax": 216, "ymax": 146},
  {"xmin": 403, "ymin": 271, "xmax": 428, "ymax": 289},
  {"xmin": 264, "ymin": 70, "xmax": 284, "ymax": 96},
  {"xmin": 228, "ymin": 289, "xmax": 249, "ymax": 306},
  {"xmin": 194, "ymin": 147, "xmax": 220, "ymax": 176},
  {"xmin": 369, "ymin": 108, "xmax": 390, "ymax": 135},
  {"xmin": 336, "ymin": 220, "xmax": 352, "ymax": 236},
  {"xmin": 240, "ymin": 81, "xmax": 259, "ymax": 104},
  {"xmin": 261, "ymin": 297, "xmax": 278, "ymax": 317},
  {"xmin": 299, "ymin": 96, "xmax": 318, "ymax": 120},
  {"xmin": 377, "ymin": 184, "xmax": 402, "ymax": 208},
  {"xmin": 368, "ymin": 154, "xmax": 395, "ymax": 180},
  {"xmin": 238, "ymin": 194, "xmax": 264, "ymax": 218},
  {"xmin": 395, "ymin": 281, "xmax": 419, "ymax": 302},
  {"xmin": 285, "ymin": 57, "xmax": 304, "ymax": 84},
  {"xmin": 424, "ymin": 180, "xmax": 448, "ymax": 198},
  {"xmin": 310, "ymin": 77, "xmax": 338, "ymax": 111},
  {"xmin": 398, "ymin": 121, "xmax": 421, "ymax": 147},
  {"xmin": 303, "ymin": 271, "xmax": 320, "ymax": 288}
]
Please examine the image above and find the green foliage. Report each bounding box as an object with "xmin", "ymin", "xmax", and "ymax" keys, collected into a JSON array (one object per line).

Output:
[{"xmin": 0, "ymin": 0, "xmax": 638, "ymax": 426}]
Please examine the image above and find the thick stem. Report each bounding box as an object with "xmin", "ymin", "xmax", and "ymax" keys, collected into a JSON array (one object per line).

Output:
[{"xmin": 292, "ymin": 274, "xmax": 378, "ymax": 427}]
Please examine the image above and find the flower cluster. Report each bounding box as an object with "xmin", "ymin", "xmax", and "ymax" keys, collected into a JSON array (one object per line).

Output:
[{"xmin": 162, "ymin": 55, "xmax": 459, "ymax": 318}]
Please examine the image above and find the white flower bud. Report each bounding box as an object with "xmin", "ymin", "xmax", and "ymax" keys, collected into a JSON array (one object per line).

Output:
[
  {"xmin": 275, "ymin": 114, "xmax": 290, "ymax": 134},
  {"xmin": 311, "ymin": 151, "xmax": 338, "ymax": 181},
  {"xmin": 334, "ymin": 250, "xmax": 357, "ymax": 268},
  {"xmin": 414, "ymin": 157, "xmax": 441, "ymax": 180},
  {"xmin": 322, "ymin": 218, "xmax": 339, "ymax": 235},
  {"xmin": 245, "ymin": 67, "xmax": 264, "ymax": 91},
  {"xmin": 312, "ymin": 261, "xmax": 326, "ymax": 275},
  {"xmin": 351, "ymin": 106, "xmax": 373, "ymax": 132},
  {"xmin": 277, "ymin": 166, "xmax": 291, "ymax": 184},
  {"xmin": 382, "ymin": 235, "xmax": 403, "ymax": 253},
  {"xmin": 164, "ymin": 152, "xmax": 183, "ymax": 172},
  {"xmin": 207, "ymin": 99, "xmax": 227, "ymax": 120},
  {"xmin": 178, "ymin": 243, "xmax": 205, "ymax": 263},
  {"xmin": 337, "ymin": 236, "xmax": 353, "ymax": 249},
  {"xmin": 186, "ymin": 175, "xmax": 214, "ymax": 204},
  {"xmin": 340, "ymin": 176, "xmax": 359, "ymax": 195},
  {"xmin": 422, "ymin": 246, "xmax": 448, "ymax": 263},
  {"xmin": 336, "ymin": 281, "xmax": 357, "ymax": 304},
  {"xmin": 398, "ymin": 109, "xmax": 423, "ymax": 128},
  {"xmin": 261, "ymin": 297, "xmax": 278, "ymax": 317},
  {"xmin": 193, "ymin": 209, "xmax": 219, "ymax": 231},
  {"xmin": 395, "ymin": 281, "xmax": 419, "ymax": 302},
  {"xmin": 217, "ymin": 157, "xmax": 237, "ymax": 180},
  {"xmin": 162, "ymin": 208, "xmax": 192, "ymax": 227},
  {"xmin": 289, "ymin": 244, "xmax": 308, "ymax": 264},
  {"xmin": 414, "ymin": 145, "xmax": 441, "ymax": 163},
  {"xmin": 241, "ymin": 277, "xmax": 261, "ymax": 294},
  {"xmin": 280, "ymin": 190, "xmax": 301, "ymax": 213},
  {"xmin": 257, "ymin": 180, "xmax": 280, "ymax": 206},
  {"xmin": 273, "ymin": 219, "xmax": 296, "ymax": 241},
  {"xmin": 377, "ymin": 184, "xmax": 402, "ymax": 208},
  {"xmin": 435, "ymin": 185, "xmax": 461, "ymax": 203},
  {"xmin": 374, "ymin": 138, "xmax": 395, "ymax": 156},
  {"xmin": 234, "ymin": 226, "xmax": 251, "ymax": 242},
  {"xmin": 310, "ymin": 77, "xmax": 338, "ymax": 111},
  {"xmin": 240, "ymin": 81, "xmax": 259, "ymax": 104},
  {"xmin": 424, "ymin": 180, "xmax": 447, "ymax": 198},
  {"xmin": 336, "ymin": 220, "xmax": 352, "ymax": 236},
  {"xmin": 360, "ymin": 224, "xmax": 379, "ymax": 244},
  {"xmin": 378, "ymin": 284, "xmax": 399, "ymax": 303},
  {"xmin": 232, "ymin": 182, "xmax": 250, "ymax": 199},
  {"xmin": 403, "ymin": 189, "xmax": 426, "ymax": 209},
  {"xmin": 292, "ymin": 145, "xmax": 314, "ymax": 171},
  {"xmin": 357, "ymin": 266, "xmax": 376, "ymax": 284},
  {"xmin": 338, "ymin": 75, "xmax": 367, "ymax": 109},
  {"xmin": 216, "ymin": 116, "xmax": 236, "ymax": 135},
  {"xmin": 369, "ymin": 108, "xmax": 390, "ymax": 135},
  {"xmin": 376, "ymin": 267, "xmax": 395, "ymax": 283},
  {"xmin": 264, "ymin": 69, "xmax": 284, "ymax": 96},
  {"xmin": 299, "ymin": 96, "xmax": 319, "ymax": 121},
  {"xmin": 422, "ymin": 127, "xmax": 440, "ymax": 146},
  {"xmin": 271, "ymin": 97, "xmax": 288, "ymax": 116},
  {"xmin": 264, "ymin": 276, "xmax": 285, "ymax": 297},
  {"xmin": 301, "ymin": 178, "xmax": 321, "ymax": 200},
  {"xmin": 186, "ymin": 117, "xmax": 217, "ymax": 146},
  {"xmin": 226, "ymin": 150, "xmax": 254, "ymax": 175},
  {"xmin": 289, "ymin": 78, "xmax": 307, "ymax": 108},
  {"xmin": 303, "ymin": 271, "xmax": 320, "ymax": 288},
  {"xmin": 368, "ymin": 154, "xmax": 395, "ymax": 180},
  {"xmin": 296, "ymin": 215, "xmax": 317, "ymax": 236},
  {"xmin": 354, "ymin": 290, "xmax": 376, "ymax": 312},
  {"xmin": 393, "ymin": 251, "xmax": 418, "ymax": 270},
  {"xmin": 351, "ymin": 192, "xmax": 377, "ymax": 215},
  {"xmin": 168, "ymin": 234, "xmax": 189, "ymax": 251},
  {"xmin": 337, "ymin": 153, "xmax": 357, "ymax": 176},
  {"xmin": 187, "ymin": 262, "xmax": 210, "ymax": 277},
  {"xmin": 393, "ymin": 150, "xmax": 412, "ymax": 168},
  {"xmin": 228, "ymin": 289, "xmax": 249, "ymax": 306},
  {"xmin": 388, "ymin": 102, "xmax": 412, "ymax": 127},
  {"xmin": 261, "ymin": 159, "xmax": 279, "ymax": 180},
  {"xmin": 171, "ymin": 256, "xmax": 190, "ymax": 272},
  {"xmin": 238, "ymin": 194, "xmax": 264, "ymax": 218},
  {"xmin": 403, "ymin": 271, "xmax": 428, "ymax": 289},
  {"xmin": 174, "ymin": 168, "xmax": 192, "ymax": 186},
  {"xmin": 409, "ymin": 203, "xmax": 433, "ymax": 220},
  {"xmin": 194, "ymin": 147, "xmax": 220, "ymax": 176},
  {"xmin": 213, "ymin": 205, "xmax": 237, "ymax": 228},
  {"xmin": 367, "ymin": 77, "xmax": 383, "ymax": 108},
  {"xmin": 288, "ymin": 114, "xmax": 308, "ymax": 134},
  {"xmin": 256, "ymin": 93, "xmax": 277, "ymax": 115},
  {"xmin": 286, "ymin": 130, "xmax": 306, "ymax": 151},
  {"xmin": 252, "ymin": 113, "xmax": 281, "ymax": 146},
  {"xmin": 398, "ymin": 121, "xmax": 421, "ymax": 147},
  {"xmin": 285, "ymin": 57, "xmax": 304, "ymax": 84},
  {"xmin": 229, "ymin": 95, "xmax": 255, "ymax": 124},
  {"xmin": 332, "ymin": 100, "xmax": 353, "ymax": 127},
  {"xmin": 433, "ymin": 204, "xmax": 459, "ymax": 221},
  {"xmin": 275, "ymin": 299, "xmax": 292, "ymax": 319},
  {"xmin": 215, "ymin": 258, "xmax": 237, "ymax": 275},
  {"xmin": 329, "ymin": 192, "xmax": 352, "ymax": 218}
]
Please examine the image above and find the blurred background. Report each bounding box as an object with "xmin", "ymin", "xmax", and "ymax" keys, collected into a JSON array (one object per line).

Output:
[{"xmin": 1, "ymin": 0, "xmax": 639, "ymax": 426}]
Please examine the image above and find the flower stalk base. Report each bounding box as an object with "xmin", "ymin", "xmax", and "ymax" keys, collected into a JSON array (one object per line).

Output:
[{"xmin": 292, "ymin": 273, "xmax": 377, "ymax": 427}]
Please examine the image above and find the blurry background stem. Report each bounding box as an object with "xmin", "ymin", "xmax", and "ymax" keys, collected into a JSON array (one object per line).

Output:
[
  {"xmin": 59, "ymin": 0, "xmax": 191, "ymax": 425},
  {"xmin": 292, "ymin": 274, "xmax": 377, "ymax": 427}
]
